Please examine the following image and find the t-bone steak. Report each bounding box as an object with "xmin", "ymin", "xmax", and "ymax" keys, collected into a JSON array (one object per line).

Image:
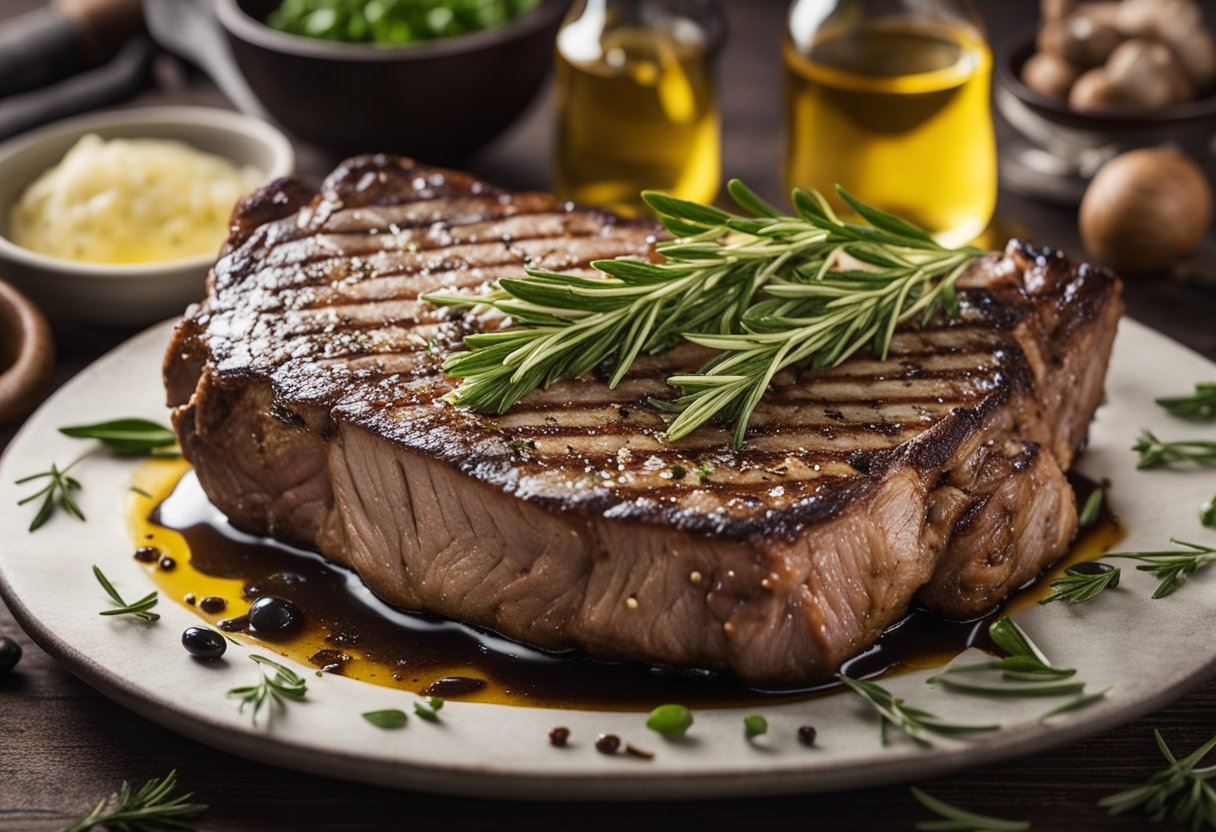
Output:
[{"xmin": 164, "ymin": 155, "xmax": 1123, "ymax": 686}]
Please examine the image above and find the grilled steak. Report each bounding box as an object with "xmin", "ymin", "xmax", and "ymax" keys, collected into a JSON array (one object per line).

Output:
[{"xmin": 165, "ymin": 155, "xmax": 1122, "ymax": 686}]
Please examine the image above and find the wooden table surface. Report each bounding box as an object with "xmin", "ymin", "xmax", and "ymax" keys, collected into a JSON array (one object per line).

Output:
[{"xmin": 3, "ymin": 1, "xmax": 1216, "ymax": 829}]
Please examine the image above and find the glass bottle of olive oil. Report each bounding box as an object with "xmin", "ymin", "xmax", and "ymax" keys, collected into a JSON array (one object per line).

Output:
[
  {"xmin": 783, "ymin": 0, "xmax": 996, "ymax": 246},
  {"xmin": 554, "ymin": 0, "xmax": 724, "ymax": 216}
]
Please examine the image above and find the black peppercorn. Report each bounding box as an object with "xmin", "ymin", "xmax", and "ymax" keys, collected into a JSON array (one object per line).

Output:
[
  {"xmin": 595, "ymin": 733, "xmax": 621, "ymax": 754},
  {"xmin": 133, "ymin": 547, "xmax": 159, "ymax": 563},
  {"xmin": 198, "ymin": 596, "xmax": 227, "ymax": 614},
  {"xmin": 549, "ymin": 726, "xmax": 571, "ymax": 747},
  {"xmin": 158, "ymin": 556, "xmax": 176, "ymax": 572},
  {"xmin": 798, "ymin": 725, "xmax": 817, "ymax": 747}
]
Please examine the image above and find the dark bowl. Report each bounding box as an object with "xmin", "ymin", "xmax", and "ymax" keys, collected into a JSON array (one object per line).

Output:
[
  {"xmin": 995, "ymin": 32, "xmax": 1216, "ymax": 202},
  {"xmin": 216, "ymin": 0, "xmax": 571, "ymax": 162}
]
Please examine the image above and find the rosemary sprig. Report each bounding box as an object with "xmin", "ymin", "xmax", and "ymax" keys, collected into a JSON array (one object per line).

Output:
[
  {"xmin": 60, "ymin": 418, "xmax": 179, "ymax": 456},
  {"xmin": 93, "ymin": 565, "xmax": 159, "ymax": 622},
  {"xmin": 1133, "ymin": 430, "xmax": 1216, "ymax": 469},
  {"xmin": 927, "ymin": 617, "xmax": 1088, "ymax": 699},
  {"xmin": 1099, "ymin": 730, "xmax": 1216, "ymax": 829},
  {"xmin": 1156, "ymin": 382, "xmax": 1216, "ymax": 421},
  {"xmin": 65, "ymin": 770, "xmax": 206, "ymax": 832},
  {"xmin": 911, "ymin": 787, "xmax": 1030, "ymax": 831},
  {"xmin": 426, "ymin": 181, "xmax": 982, "ymax": 448},
  {"xmin": 15, "ymin": 457, "xmax": 84, "ymax": 531},
  {"xmin": 836, "ymin": 673, "xmax": 998, "ymax": 746},
  {"xmin": 1105, "ymin": 539, "xmax": 1216, "ymax": 598},
  {"xmin": 227, "ymin": 655, "xmax": 308, "ymax": 725},
  {"xmin": 1038, "ymin": 564, "xmax": 1121, "ymax": 606}
]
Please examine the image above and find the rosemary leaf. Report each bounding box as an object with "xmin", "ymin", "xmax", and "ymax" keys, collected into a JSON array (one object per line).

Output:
[
  {"xmin": 1156, "ymin": 382, "xmax": 1216, "ymax": 421},
  {"xmin": 1099, "ymin": 730, "xmax": 1216, "ymax": 829},
  {"xmin": 93, "ymin": 565, "xmax": 159, "ymax": 622},
  {"xmin": 228, "ymin": 655, "xmax": 308, "ymax": 725},
  {"xmin": 15, "ymin": 458, "xmax": 85, "ymax": 532},
  {"xmin": 1133, "ymin": 430, "xmax": 1216, "ymax": 469},
  {"xmin": 911, "ymin": 787, "xmax": 1030, "ymax": 831},
  {"xmin": 1038, "ymin": 564, "xmax": 1121, "ymax": 606},
  {"xmin": 1105, "ymin": 539, "xmax": 1216, "ymax": 598},
  {"xmin": 1078, "ymin": 486, "xmax": 1103, "ymax": 527},
  {"xmin": 837, "ymin": 674, "xmax": 998, "ymax": 745},
  {"xmin": 64, "ymin": 770, "xmax": 206, "ymax": 832}
]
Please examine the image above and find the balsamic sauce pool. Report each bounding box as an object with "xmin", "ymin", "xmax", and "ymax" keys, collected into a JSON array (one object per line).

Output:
[{"xmin": 129, "ymin": 460, "xmax": 1121, "ymax": 711}]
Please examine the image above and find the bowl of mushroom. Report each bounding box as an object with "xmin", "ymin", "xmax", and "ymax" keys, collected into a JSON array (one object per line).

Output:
[{"xmin": 996, "ymin": 0, "xmax": 1216, "ymax": 203}]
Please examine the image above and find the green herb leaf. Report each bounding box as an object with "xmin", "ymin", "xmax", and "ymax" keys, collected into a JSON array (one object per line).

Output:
[
  {"xmin": 837, "ymin": 674, "xmax": 998, "ymax": 746},
  {"xmin": 1156, "ymin": 382, "xmax": 1216, "ymax": 421},
  {"xmin": 228, "ymin": 655, "xmax": 307, "ymax": 726},
  {"xmin": 1078, "ymin": 487, "xmax": 1104, "ymax": 527},
  {"xmin": 911, "ymin": 787, "xmax": 1030, "ymax": 831},
  {"xmin": 1132, "ymin": 430, "xmax": 1216, "ymax": 469},
  {"xmin": 646, "ymin": 704, "xmax": 694, "ymax": 739},
  {"xmin": 93, "ymin": 565, "xmax": 159, "ymax": 622},
  {"xmin": 1041, "ymin": 686, "xmax": 1112, "ymax": 720},
  {"xmin": 15, "ymin": 457, "xmax": 85, "ymax": 532},
  {"xmin": 1105, "ymin": 539, "xmax": 1216, "ymax": 598},
  {"xmin": 743, "ymin": 714, "xmax": 768, "ymax": 740},
  {"xmin": 363, "ymin": 709, "xmax": 409, "ymax": 729},
  {"xmin": 64, "ymin": 770, "xmax": 206, "ymax": 832},
  {"xmin": 425, "ymin": 183, "xmax": 983, "ymax": 448},
  {"xmin": 60, "ymin": 418, "xmax": 178, "ymax": 456},
  {"xmin": 1202, "ymin": 496, "xmax": 1215, "ymax": 528},
  {"xmin": 1099, "ymin": 729, "xmax": 1216, "ymax": 828},
  {"xmin": 414, "ymin": 697, "xmax": 444, "ymax": 722},
  {"xmin": 1039, "ymin": 564, "xmax": 1121, "ymax": 606}
]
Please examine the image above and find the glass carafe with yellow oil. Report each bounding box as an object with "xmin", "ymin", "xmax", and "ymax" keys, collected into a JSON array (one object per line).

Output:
[
  {"xmin": 783, "ymin": 0, "xmax": 995, "ymax": 246},
  {"xmin": 554, "ymin": 0, "xmax": 724, "ymax": 216}
]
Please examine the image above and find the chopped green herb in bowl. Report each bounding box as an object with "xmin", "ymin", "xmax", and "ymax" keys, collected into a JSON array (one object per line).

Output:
[{"xmin": 266, "ymin": 0, "xmax": 542, "ymax": 45}]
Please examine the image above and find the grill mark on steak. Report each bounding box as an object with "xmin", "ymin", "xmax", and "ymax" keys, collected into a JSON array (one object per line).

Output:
[{"xmin": 166, "ymin": 155, "xmax": 1123, "ymax": 685}]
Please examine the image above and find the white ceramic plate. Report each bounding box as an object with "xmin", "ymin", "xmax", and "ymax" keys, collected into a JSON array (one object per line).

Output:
[{"xmin": 2, "ymin": 319, "xmax": 1215, "ymax": 800}]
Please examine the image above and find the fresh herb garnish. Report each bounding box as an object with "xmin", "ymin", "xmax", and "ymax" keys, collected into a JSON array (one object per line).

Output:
[
  {"xmin": 363, "ymin": 709, "xmax": 409, "ymax": 729},
  {"xmin": 646, "ymin": 703, "xmax": 694, "ymax": 739},
  {"xmin": 414, "ymin": 697, "xmax": 444, "ymax": 722},
  {"xmin": 927, "ymin": 617, "xmax": 1087, "ymax": 699},
  {"xmin": 1039, "ymin": 564, "xmax": 1121, "ymax": 606},
  {"xmin": 743, "ymin": 714, "xmax": 768, "ymax": 740},
  {"xmin": 93, "ymin": 565, "xmax": 159, "ymax": 622},
  {"xmin": 1156, "ymin": 382, "xmax": 1216, "ymax": 421},
  {"xmin": 1202, "ymin": 496, "xmax": 1215, "ymax": 528},
  {"xmin": 65, "ymin": 770, "xmax": 206, "ymax": 832},
  {"xmin": 1042, "ymin": 686, "xmax": 1113, "ymax": 721},
  {"xmin": 1078, "ymin": 486, "xmax": 1104, "ymax": 527},
  {"xmin": 1105, "ymin": 539, "xmax": 1216, "ymax": 598},
  {"xmin": 425, "ymin": 181, "xmax": 982, "ymax": 448},
  {"xmin": 1133, "ymin": 430, "xmax": 1216, "ymax": 469},
  {"xmin": 1099, "ymin": 730, "xmax": 1216, "ymax": 828},
  {"xmin": 15, "ymin": 458, "xmax": 84, "ymax": 532},
  {"xmin": 60, "ymin": 418, "xmax": 178, "ymax": 456},
  {"xmin": 836, "ymin": 674, "xmax": 998, "ymax": 746},
  {"xmin": 696, "ymin": 461, "xmax": 715, "ymax": 483},
  {"xmin": 910, "ymin": 787, "xmax": 1030, "ymax": 831},
  {"xmin": 227, "ymin": 655, "xmax": 308, "ymax": 725}
]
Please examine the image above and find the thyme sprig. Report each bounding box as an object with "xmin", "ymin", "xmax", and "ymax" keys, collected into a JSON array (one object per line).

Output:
[
  {"xmin": 927, "ymin": 618, "xmax": 1091, "ymax": 700},
  {"xmin": 836, "ymin": 674, "xmax": 998, "ymax": 746},
  {"xmin": 65, "ymin": 770, "xmax": 206, "ymax": 832},
  {"xmin": 15, "ymin": 457, "xmax": 84, "ymax": 531},
  {"xmin": 1156, "ymin": 382, "xmax": 1216, "ymax": 421},
  {"xmin": 1133, "ymin": 430, "xmax": 1216, "ymax": 469},
  {"xmin": 911, "ymin": 787, "xmax": 1030, "ymax": 831},
  {"xmin": 93, "ymin": 565, "xmax": 159, "ymax": 622},
  {"xmin": 426, "ymin": 181, "xmax": 982, "ymax": 448},
  {"xmin": 1105, "ymin": 539, "xmax": 1216, "ymax": 598},
  {"xmin": 1099, "ymin": 730, "xmax": 1216, "ymax": 829},
  {"xmin": 227, "ymin": 655, "xmax": 308, "ymax": 725},
  {"xmin": 1039, "ymin": 564, "xmax": 1121, "ymax": 606}
]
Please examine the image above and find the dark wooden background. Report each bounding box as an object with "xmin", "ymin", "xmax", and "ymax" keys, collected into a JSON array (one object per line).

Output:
[{"xmin": 3, "ymin": 1, "xmax": 1216, "ymax": 829}]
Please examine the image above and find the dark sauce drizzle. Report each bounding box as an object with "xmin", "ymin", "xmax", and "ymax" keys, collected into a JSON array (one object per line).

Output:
[{"xmin": 150, "ymin": 470, "xmax": 1115, "ymax": 711}]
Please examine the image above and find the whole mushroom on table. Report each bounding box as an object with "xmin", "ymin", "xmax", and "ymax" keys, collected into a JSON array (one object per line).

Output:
[{"xmin": 1023, "ymin": 0, "xmax": 1216, "ymax": 111}]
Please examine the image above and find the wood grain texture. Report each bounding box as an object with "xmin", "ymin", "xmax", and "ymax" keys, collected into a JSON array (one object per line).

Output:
[{"xmin": 3, "ymin": 0, "xmax": 1216, "ymax": 829}]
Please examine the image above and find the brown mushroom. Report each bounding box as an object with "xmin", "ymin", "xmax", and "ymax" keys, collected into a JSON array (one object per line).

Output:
[
  {"xmin": 1022, "ymin": 51, "xmax": 1081, "ymax": 99},
  {"xmin": 1038, "ymin": 3, "xmax": 1123, "ymax": 69},
  {"xmin": 1105, "ymin": 39, "xmax": 1194, "ymax": 108},
  {"xmin": 1116, "ymin": 0, "xmax": 1216, "ymax": 91},
  {"xmin": 1068, "ymin": 67, "xmax": 1133, "ymax": 110}
]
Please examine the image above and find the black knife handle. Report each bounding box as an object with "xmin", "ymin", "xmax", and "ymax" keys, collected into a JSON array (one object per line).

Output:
[{"xmin": 0, "ymin": 6, "xmax": 85, "ymax": 100}]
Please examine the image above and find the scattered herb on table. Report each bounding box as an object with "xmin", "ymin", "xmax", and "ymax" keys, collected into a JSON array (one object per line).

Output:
[
  {"xmin": 1133, "ymin": 430, "xmax": 1216, "ymax": 469},
  {"xmin": 60, "ymin": 418, "xmax": 178, "ymax": 456},
  {"xmin": 15, "ymin": 458, "xmax": 84, "ymax": 531},
  {"xmin": 1156, "ymin": 381, "xmax": 1216, "ymax": 421},
  {"xmin": 1202, "ymin": 495, "xmax": 1215, "ymax": 528},
  {"xmin": 64, "ymin": 770, "xmax": 205, "ymax": 832},
  {"xmin": 743, "ymin": 714, "xmax": 768, "ymax": 740},
  {"xmin": 414, "ymin": 697, "xmax": 444, "ymax": 722},
  {"xmin": 363, "ymin": 708, "xmax": 409, "ymax": 729},
  {"xmin": 425, "ymin": 181, "xmax": 983, "ymax": 449},
  {"xmin": 911, "ymin": 787, "xmax": 1030, "ymax": 831},
  {"xmin": 646, "ymin": 703, "xmax": 694, "ymax": 739},
  {"xmin": 93, "ymin": 565, "xmax": 159, "ymax": 622},
  {"xmin": 228, "ymin": 655, "xmax": 308, "ymax": 725},
  {"xmin": 1105, "ymin": 539, "xmax": 1216, "ymax": 599},
  {"xmin": 1099, "ymin": 729, "xmax": 1216, "ymax": 829},
  {"xmin": 1038, "ymin": 562, "xmax": 1121, "ymax": 606},
  {"xmin": 836, "ymin": 674, "xmax": 998, "ymax": 746}
]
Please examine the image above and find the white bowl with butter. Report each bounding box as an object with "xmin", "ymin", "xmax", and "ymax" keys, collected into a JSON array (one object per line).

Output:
[{"xmin": 0, "ymin": 106, "xmax": 293, "ymax": 326}]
